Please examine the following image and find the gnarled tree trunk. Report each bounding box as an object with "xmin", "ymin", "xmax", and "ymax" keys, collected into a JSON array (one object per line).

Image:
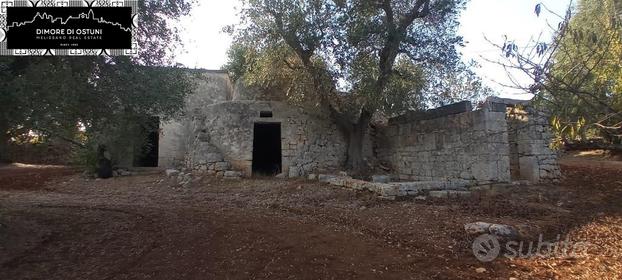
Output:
[{"xmin": 332, "ymin": 109, "xmax": 373, "ymax": 175}]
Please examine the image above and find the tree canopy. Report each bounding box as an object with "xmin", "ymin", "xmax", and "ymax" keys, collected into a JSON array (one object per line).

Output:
[
  {"xmin": 545, "ymin": 0, "xmax": 622, "ymax": 143},
  {"xmin": 495, "ymin": 0, "xmax": 622, "ymax": 146}
]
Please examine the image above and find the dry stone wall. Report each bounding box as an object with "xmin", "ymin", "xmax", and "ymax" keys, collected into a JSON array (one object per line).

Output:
[
  {"xmin": 185, "ymin": 101, "xmax": 346, "ymax": 177},
  {"xmin": 485, "ymin": 97, "xmax": 561, "ymax": 183},
  {"xmin": 506, "ymin": 106, "xmax": 561, "ymax": 182},
  {"xmin": 159, "ymin": 70, "xmax": 233, "ymax": 168},
  {"xmin": 377, "ymin": 102, "xmax": 512, "ymax": 184},
  {"xmin": 159, "ymin": 70, "xmax": 346, "ymax": 177},
  {"xmin": 376, "ymin": 99, "xmax": 561, "ymax": 185}
]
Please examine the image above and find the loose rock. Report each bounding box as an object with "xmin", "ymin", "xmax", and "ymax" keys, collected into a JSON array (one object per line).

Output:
[
  {"xmin": 465, "ymin": 222, "xmax": 519, "ymax": 238},
  {"xmin": 165, "ymin": 169, "xmax": 180, "ymax": 177},
  {"xmin": 318, "ymin": 174, "xmax": 337, "ymax": 183},
  {"xmin": 464, "ymin": 222, "xmax": 492, "ymax": 235},
  {"xmin": 489, "ymin": 224, "xmax": 519, "ymax": 238}
]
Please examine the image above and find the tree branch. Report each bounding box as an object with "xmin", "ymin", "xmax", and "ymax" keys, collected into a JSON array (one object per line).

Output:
[{"xmin": 398, "ymin": 0, "xmax": 429, "ymax": 31}]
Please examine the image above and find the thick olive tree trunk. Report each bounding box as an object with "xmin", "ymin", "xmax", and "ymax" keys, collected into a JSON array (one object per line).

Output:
[{"xmin": 337, "ymin": 110, "xmax": 373, "ymax": 175}]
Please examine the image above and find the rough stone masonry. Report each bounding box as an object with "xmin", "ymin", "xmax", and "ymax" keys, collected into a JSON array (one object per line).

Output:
[
  {"xmin": 158, "ymin": 70, "xmax": 560, "ymax": 185},
  {"xmin": 376, "ymin": 101, "xmax": 511, "ymax": 184},
  {"xmin": 376, "ymin": 98, "xmax": 560, "ymax": 184}
]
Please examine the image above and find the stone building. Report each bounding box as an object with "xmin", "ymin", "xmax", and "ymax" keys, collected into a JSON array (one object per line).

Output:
[
  {"xmin": 157, "ymin": 69, "xmax": 560, "ymax": 184},
  {"xmin": 158, "ymin": 69, "xmax": 346, "ymax": 177}
]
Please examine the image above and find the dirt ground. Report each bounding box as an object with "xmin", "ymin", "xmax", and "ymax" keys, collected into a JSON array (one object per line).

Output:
[{"xmin": 0, "ymin": 158, "xmax": 621, "ymax": 279}]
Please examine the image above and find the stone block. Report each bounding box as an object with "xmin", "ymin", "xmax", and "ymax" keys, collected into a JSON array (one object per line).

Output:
[
  {"xmin": 429, "ymin": 190, "xmax": 472, "ymax": 198},
  {"xmin": 289, "ymin": 167, "xmax": 301, "ymax": 178},
  {"xmin": 518, "ymin": 156, "xmax": 539, "ymax": 182},
  {"xmin": 224, "ymin": 171, "xmax": 242, "ymax": 178},
  {"xmin": 391, "ymin": 181, "xmax": 445, "ymax": 191},
  {"xmin": 318, "ymin": 174, "xmax": 337, "ymax": 183},
  {"xmin": 215, "ymin": 162, "xmax": 230, "ymax": 171},
  {"xmin": 342, "ymin": 179, "xmax": 370, "ymax": 190},
  {"xmin": 446, "ymin": 179, "xmax": 473, "ymax": 189},
  {"xmin": 388, "ymin": 101, "xmax": 472, "ymax": 125},
  {"xmin": 377, "ymin": 185, "xmax": 399, "ymax": 197},
  {"xmin": 372, "ymin": 175, "xmax": 390, "ymax": 183},
  {"xmin": 429, "ymin": 191, "xmax": 449, "ymax": 198},
  {"xmin": 165, "ymin": 169, "xmax": 180, "ymax": 177},
  {"xmin": 448, "ymin": 190, "xmax": 472, "ymax": 198},
  {"xmin": 327, "ymin": 177, "xmax": 349, "ymax": 187},
  {"xmin": 205, "ymin": 153, "xmax": 224, "ymax": 163}
]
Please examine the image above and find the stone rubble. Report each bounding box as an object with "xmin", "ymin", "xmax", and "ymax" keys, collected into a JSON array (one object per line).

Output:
[
  {"xmin": 165, "ymin": 169, "xmax": 180, "ymax": 177},
  {"xmin": 316, "ymin": 174, "xmax": 474, "ymax": 199},
  {"xmin": 464, "ymin": 222, "xmax": 519, "ymax": 238}
]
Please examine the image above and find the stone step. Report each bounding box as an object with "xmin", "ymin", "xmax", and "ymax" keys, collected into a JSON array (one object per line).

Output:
[
  {"xmin": 316, "ymin": 174, "xmax": 474, "ymax": 199},
  {"xmin": 381, "ymin": 180, "xmax": 472, "ymax": 197}
]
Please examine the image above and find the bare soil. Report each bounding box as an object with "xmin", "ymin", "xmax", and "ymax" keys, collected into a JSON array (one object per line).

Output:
[{"xmin": 0, "ymin": 160, "xmax": 620, "ymax": 279}]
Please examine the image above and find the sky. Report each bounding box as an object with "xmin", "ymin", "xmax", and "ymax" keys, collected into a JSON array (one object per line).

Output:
[{"xmin": 174, "ymin": 0, "xmax": 571, "ymax": 100}]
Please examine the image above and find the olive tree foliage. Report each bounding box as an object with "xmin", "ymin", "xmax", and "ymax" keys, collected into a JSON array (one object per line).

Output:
[
  {"xmin": 134, "ymin": 0, "xmax": 194, "ymax": 66},
  {"xmin": 225, "ymin": 0, "xmax": 486, "ymax": 172},
  {"xmin": 0, "ymin": 0, "xmax": 195, "ymax": 164},
  {"xmin": 493, "ymin": 0, "xmax": 622, "ymax": 147},
  {"xmin": 424, "ymin": 60, "xmax": 491, "ymax": 107}
]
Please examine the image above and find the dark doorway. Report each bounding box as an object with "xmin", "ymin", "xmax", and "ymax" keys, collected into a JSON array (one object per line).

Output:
[
  {"xmin": 252, "ymin": 123, "xmax": 282, "ymax": 175},
  {"xmin": 134, "ymin": 117, "xmax": 159, "ymax": 167}
]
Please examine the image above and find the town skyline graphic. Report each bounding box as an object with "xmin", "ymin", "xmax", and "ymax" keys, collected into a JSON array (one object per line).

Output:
[{"xmin": 7, "ymin": 9, "xmax": 131, "ymax": 33}]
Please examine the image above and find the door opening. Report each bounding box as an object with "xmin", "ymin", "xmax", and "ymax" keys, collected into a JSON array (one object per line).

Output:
[
  {"xmin": 252, "ymin": 123, "xmax": 282, "ymax": 175},
  {"xmin": 134, "ymin": 116, "xmax": 159, "ymax": 167}
]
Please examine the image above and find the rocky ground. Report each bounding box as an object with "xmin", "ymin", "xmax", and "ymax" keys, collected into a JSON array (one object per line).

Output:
[{"xmin": 0, "ymin": 158, "xmax": 620, "ymax": 279}]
